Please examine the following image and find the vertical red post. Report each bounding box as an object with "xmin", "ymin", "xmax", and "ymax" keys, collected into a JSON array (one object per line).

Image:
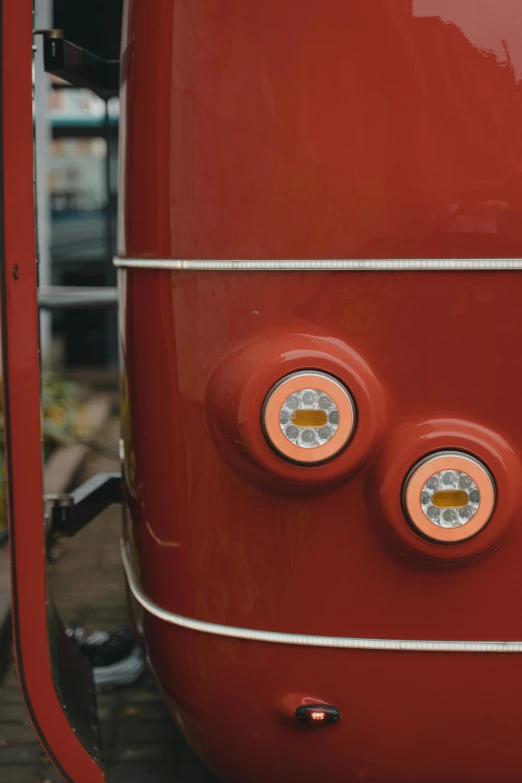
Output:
[{"xmin": 1, "ymin": 2, "xmax": 105, "ymax": 780}]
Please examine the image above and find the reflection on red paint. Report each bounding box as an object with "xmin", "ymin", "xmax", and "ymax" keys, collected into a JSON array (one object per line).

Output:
[{"xmin": 121, "ymin": 2, "xmax": 522, "ymax": 782}]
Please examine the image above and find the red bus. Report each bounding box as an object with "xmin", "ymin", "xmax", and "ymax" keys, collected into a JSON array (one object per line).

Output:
[{"xmin": 5, "ymin": 1, "xmax": 522, "ymax": 781}]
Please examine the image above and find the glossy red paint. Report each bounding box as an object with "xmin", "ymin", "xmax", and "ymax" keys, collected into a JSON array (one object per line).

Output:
[
  {"xmin": 372, "ymin": 419, "xmax": 518, "ymax": 563},
  {"xmin": 206, "ymin": 327, "xmax": 386, "ymax": 492},
  {"xmin": 145, "ymin": 623, "xmax": 522, "ymax": 783},
  {"xmin": 120, "ymin": 0, "xmax": 522, "ymax": 261},
  {"xmin": 2, "ymin": 3, "xmax": 104, "ymax": 781},
  {"xmin": 120, "ymin": 1, "xmax": 522, "ymax": 781}
]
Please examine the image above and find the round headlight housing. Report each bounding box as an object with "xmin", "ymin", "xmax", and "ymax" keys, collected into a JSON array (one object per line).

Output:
[
  {"xmin": 263, "ymin": 371, "xmax": 356, "ymax": 464},
  {"xmin": 404, "ymin": 451, "xmax": 496, "ymax": 543}
]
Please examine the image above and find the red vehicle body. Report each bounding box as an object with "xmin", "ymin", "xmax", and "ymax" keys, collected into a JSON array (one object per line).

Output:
[
  {"xmin": 5, "ymin": 1, "xmax": 522, "ymax": 782},
  {"xmin": 116, "ymin": 1, "xmax": 522, "ymax": 781}
]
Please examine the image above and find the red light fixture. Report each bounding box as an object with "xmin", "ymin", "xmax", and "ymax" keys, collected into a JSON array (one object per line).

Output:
[
  {"xmin": 295, "ymin": 704, "xmax": 340, "ymax": 725},
  {"xmin": 403, "ymin": 451, "xmax": 496, "ymax": 543},
  {"xmin": 263, "ymin": 371, "xmax": 356, "ymax": 464}
]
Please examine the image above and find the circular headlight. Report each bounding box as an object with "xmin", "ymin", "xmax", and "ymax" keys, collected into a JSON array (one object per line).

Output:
[
  {"xmin": 263, "ymin": 371, "xmax": 356, "ymax": 464},
  {"xmin": 404, "ymin": 451, "xmax": 495, "ymax": 543}
]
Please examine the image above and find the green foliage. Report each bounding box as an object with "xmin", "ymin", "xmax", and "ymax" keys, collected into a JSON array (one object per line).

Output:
[
  {"xmin": 0, "ymin": 373, "xmax": 81, "ymax": 531},
  {"xmin": 40, "ymin": 372, "xmax": 82, "ymax": 456}
]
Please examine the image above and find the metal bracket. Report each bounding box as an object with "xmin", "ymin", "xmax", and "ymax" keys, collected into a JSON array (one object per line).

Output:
[
  {"xmin": 48, "ymin": 473, "xmax": 121, "ymax": 537},
  {"xmin": 34, "ymin": 29, "xmax": 119, "ymax": 97},
  {"xmin": 38, "ymin": 286, "xmax": 119, "ymax": 310}
]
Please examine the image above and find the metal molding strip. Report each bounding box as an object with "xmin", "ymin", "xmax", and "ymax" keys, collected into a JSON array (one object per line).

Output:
[
  {"xmin": 114, "ymin": 257, "xmax": 522, "ymax": 271},
  {"xmin": 121, "ymin": 541, "xmax": 522, "ymax": 653}
]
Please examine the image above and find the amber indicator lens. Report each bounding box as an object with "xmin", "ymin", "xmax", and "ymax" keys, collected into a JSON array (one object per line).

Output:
[
  {"xmin": 295, "ymin": 704, "xmax": 340, "ymax": 725},
  {"xmin": 431, "ymin": 490, "xmax": 469, "ymax": 509},
  {"xmin": 291, "ymin": 409, "xmax": 328, "ymax": 428}
]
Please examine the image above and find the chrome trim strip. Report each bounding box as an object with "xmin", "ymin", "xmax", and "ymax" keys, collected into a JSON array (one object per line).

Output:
[
  {"xmin": 114, "ymin": 257, "xmax": 522, "ymax": 271},
  {"xmin": 121, "ymin": 541, "xmax": 522, "ymax": 652}
]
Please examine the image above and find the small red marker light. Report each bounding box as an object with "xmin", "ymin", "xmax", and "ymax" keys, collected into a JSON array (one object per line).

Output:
[{"xmin": 295, "ymin": 704, "xmax": 340, "ymax": 725}]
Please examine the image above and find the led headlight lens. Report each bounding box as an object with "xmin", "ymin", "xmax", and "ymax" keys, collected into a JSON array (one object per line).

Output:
[
  {"xmin": 279, "ymin": 388, "xmax": 339, "ymax": 449},
  {"xmin": 264, "ymin": 371, "xmax": 355, "ymax": 464},
  {"xmin": 421, "ymin": 470, "xmax": 481, "ymax": 528},
  {"xmin": 404, "ymin": 451, "xmax": 495, "ymax": 543}
]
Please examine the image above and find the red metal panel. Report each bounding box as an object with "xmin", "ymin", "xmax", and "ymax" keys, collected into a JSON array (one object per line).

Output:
[
  {"xmin": 2, "ymin": 2, "xmax": 104, "ymax": 781},
  {"xmin": 120, "ymin": 1, "xmax": 522, "ymax": 781},
  {"xmin": 120, "ymin": 0, "xmax": 522, "ymax": 260}
]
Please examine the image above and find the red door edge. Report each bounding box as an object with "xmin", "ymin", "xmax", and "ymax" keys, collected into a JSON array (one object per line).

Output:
[{"xmin": 1, "ymin": 2, "xmax": 104, "ymax": 780}]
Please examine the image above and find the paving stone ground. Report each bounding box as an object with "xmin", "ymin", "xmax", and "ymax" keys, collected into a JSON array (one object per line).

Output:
[{"xmin": 0, "ymin": 417, "xmax": 221, "ymax": 783}]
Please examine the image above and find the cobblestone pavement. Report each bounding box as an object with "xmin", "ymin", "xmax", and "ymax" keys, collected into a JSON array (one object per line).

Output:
[{"xmin": 0, "ymin": 418, "xmax": 220, "ymax": 783}]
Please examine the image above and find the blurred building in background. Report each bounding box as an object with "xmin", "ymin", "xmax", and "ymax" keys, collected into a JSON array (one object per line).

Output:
[
  {"xmin": 47, "ymin": 83, "xmax": 119, "ymax": 367},
  {"xmin": 32, "ymin": 0, "xmax": 123, "ymax": 370}
]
